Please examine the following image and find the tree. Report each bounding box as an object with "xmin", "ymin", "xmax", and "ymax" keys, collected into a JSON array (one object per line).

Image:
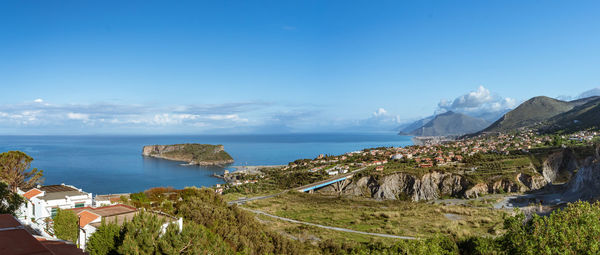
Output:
[
  {"xmin": 53, "ymin": 209, "xmax": 79, "ymax": 243},
  {"xmin": 0, "ymin": 151, "xmax": 43, "ymax": 192},
  {"xmin": 158, "ymin": 222, "xmax": 231, "ymax": 255},
  {"xmin": 117, "ymin": 211, "xmax": 165, "ymax": 255},
  {"xmin": 0, "ymin": 181, "xmax": 24, "ymax": 216},
  {"xmin": 501, "ymin": 201, "xmax": 600, "ymax": 254},
  {"xmin": 85, "ymin": 220, "xmax": 122, "ymax": 255}
]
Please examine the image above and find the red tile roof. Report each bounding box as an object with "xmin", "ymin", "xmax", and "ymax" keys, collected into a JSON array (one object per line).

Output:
[
  {"xmin": 77, "ymin": 210, "xmax": 100, "ymax": 228},
  {"xmin": 23, "ymin": 188, "xmax": 43, "ymax": 199},
  {"xmin": 69, "ymin": 204, "xmax": 137, "ymax": 217},
  {"xmin": 0, "ymin": 214, "xmax": 85, "ymax": 255}
]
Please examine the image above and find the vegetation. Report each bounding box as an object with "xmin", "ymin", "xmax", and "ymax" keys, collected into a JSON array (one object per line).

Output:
[
  {"xmin": 86, "ymin": 211, "xmax": 231, "ymax": 255},
  {"xmin": 482, "ymin": 96, "xmax": 575, "ymax": 133},
  {"xmin": 86, "ymin": 220, "xmax": 121, "ymax": 255},
  {"xmin": 175, "ymin": 188, "xmax": 305, "ymax": 254},
  {"xmin": 0, "ymin": 181, "xmax": 24, "ymax": 216},
  {"xmin": 500, "ymin": 201, "xmax": 600, "ymax": 254},
  {"xmin": 161, "ymin": 144, "xmax": 233, "ymax": 162},
  {"xmin": 53, "ymin": 209, "xmax": 79, "ymax": 243},
  {"xmin": 246, "ymin": 192, "xmax": 505, "ymax": 239},
  {"xmin": 0, "ymin": 151, "xmax": 43, "ymax": 192}
]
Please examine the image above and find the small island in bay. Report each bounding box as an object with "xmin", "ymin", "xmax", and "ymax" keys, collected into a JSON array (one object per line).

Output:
[{"xmin": 142, "ymin": 143, "xmax": 234, "ymax": 166}]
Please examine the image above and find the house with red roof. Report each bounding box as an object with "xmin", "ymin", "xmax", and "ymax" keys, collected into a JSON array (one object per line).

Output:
[{"xmin": 17, "ymin": 184, "xmax": 93, "ymax": 238}]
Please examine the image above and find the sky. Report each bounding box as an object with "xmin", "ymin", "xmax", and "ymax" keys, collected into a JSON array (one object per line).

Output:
[{"xmin": 0, "ymin": 0, "xmax": 599, "ymax": 134}]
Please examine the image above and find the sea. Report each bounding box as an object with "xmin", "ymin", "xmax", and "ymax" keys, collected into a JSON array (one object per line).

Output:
[{"xmin": 0, "ymin": 133, "xmax": 412, "ymax": 195}]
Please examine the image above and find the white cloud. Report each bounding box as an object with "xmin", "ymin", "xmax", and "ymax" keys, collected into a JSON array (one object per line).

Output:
[
  {"xmin": 437, "ymin": 86, "xmax": 517, "ymax": 120},
  {"xmin": 577, "ymin": 88, "xmax": 600, "ymax": 99},
  {"xmin": 67, "ymin": 112, "xmax": 90, "ymax": 120},
  {"xmin": 207, "ymin": 114, "xmax": 248, "ymax": 122},
  {"xmin": 34, "ymin": 98, "xmax": 44, "ymax": 103},
  {"xmin": 373, "ymin": 108, "xmax": 388, "ymax": 117}
]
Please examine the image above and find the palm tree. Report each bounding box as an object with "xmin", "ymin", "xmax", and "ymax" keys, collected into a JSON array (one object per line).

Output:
[{"xmin": 0, "ymin": 151, "xmax": 44, "ymax": 192}]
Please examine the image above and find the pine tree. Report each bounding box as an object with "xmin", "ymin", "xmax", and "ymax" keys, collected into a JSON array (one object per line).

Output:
[
  {"xmin": 85, "ymin": 220, "xmax": 122, "ymax": 255},
  {"xmin": 117, "ymin": 211, "xmax": 164, "ymax": 255},
  {"xmin": 0, "ymin": 181, "xmax": 23, "ymax": 216},
  {"xmin": 0, "ymin": 151, "xmax": 43, "ymax": 192}
]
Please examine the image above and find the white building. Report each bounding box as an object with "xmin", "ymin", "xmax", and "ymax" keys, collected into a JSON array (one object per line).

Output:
[{"xmin": 18, "ymin": 184, "xmax": 93, "ymax": 233}]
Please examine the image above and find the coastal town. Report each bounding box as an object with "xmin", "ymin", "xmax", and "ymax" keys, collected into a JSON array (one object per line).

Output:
[
  {"xmin": 220, "ymin": 129, "xmax": 600, "ymax": 192},
  {"xmin": 2, "ymin": 183, "xmax": 182, "ymax": 254}
]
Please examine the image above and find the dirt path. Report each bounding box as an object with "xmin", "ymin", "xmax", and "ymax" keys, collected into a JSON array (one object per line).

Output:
[{"xmin": 240, "ymin": 207, "xmax": 418, "ymax": 240}]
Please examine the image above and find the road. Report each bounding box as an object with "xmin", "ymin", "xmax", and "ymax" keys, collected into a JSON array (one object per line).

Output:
[
  {"xmin": 227, "ymin": 192, "xmax": 287, "ymax": 205},
  {"xmin": 240, "ymin": 207, "xmax": 417, "ymax": 240}
]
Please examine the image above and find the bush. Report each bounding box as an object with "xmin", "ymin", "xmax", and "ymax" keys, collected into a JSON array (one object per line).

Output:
[
  {"xmin": 86, "ymin": 220, "xmax": 121, "ymax": 255},
  {"xmin": 53, "ymin": 209, "xmax": 78, "ymax": 243}
]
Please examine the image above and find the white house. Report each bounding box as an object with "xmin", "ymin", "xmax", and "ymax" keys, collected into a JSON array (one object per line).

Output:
[{"xmin": 18, "ymin": 184, "xmax": 93, "ymax": 233}]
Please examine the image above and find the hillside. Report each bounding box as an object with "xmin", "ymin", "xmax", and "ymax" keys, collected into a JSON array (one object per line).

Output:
[
  {"xmin": 407, "ymin": 111, "xmax": 489, "ymax": 136},
  {"xmin": 544, "ymin": 97, "xmax": 600, "ymax": 132},
  {"xmin": 142, "ymin": 143, "xmax": 234, "ymax": 166},
  {"xmin": 481, "ymin": 96, "xmax": 575, "ymax": 133}
]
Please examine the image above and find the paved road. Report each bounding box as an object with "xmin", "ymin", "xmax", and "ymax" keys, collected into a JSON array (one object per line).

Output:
[{"xmin": 241, "ymin": 207, "xmax": 418, "ymax": 240}]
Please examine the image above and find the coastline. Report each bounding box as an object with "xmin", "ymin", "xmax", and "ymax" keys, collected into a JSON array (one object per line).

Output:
[{"xmin": 232, "ymin": 165, "xmax": 286, "ymax": 172}]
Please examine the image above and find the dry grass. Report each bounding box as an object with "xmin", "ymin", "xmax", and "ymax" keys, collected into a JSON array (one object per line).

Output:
[{"xmin": 246, "ymin": 192, "xmax": 506, "ymax": 239}]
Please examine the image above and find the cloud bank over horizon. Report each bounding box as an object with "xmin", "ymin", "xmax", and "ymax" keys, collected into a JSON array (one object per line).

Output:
[
  {"xmin": 0, "ymin": 99, "xmax": 404, "ymax": 134},
  {"xmin": 4, "ymin": 86, "xmax": 600, "ymax": 135},
  {"xmin": 436, "ymin": 86, "xmax": 518, "ymax": 122}
]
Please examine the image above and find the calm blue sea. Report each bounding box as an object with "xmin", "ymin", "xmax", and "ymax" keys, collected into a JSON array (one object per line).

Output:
[{"xmin": 0, "ymin": 133, "xmax": 412, "ymax": 195}]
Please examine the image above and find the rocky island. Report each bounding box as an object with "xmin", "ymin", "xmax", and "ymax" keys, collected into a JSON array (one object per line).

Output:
[{"xmin": 142, "ymin": 143, "xmax": 234, "ymax": 166}]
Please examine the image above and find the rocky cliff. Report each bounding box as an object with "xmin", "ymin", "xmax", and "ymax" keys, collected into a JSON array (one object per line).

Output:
[
  {"xmin": 563, "ymin": 145, "xmax": 600, "ymax": 200},
  {"xmin": 142, "ymin": 143, "xmax": 234, "ymax": 166},
  {"xmin": 319, "ymin": 171, "xmax": 547, "ymax": 201},
  {"xmin": 318, "ymin": 149, "xmax": 592, "ymax": 201}
]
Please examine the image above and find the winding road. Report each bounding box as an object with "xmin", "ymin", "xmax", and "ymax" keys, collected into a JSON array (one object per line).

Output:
[
  {"xmin": 240, "ymin": 207, "xmax": 418, "ymax": 240},
  {"xmin": 227, "ymin": 166, "xmax": 420, "ymax": 240}
]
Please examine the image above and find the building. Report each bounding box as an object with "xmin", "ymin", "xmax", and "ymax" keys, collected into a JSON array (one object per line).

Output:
[
  {"xmin": 69, "ymin": 204, "xmax": 183, "ymax": 250},
  {"xmin": 94, "ymin": 193, "xmax": 127, "ymax": 207},
  {"xmin": 18, "ymin": 184, "xmax": 93, "ymax": 235},
  {"xmin": 0, "ymin": 214, "xmax": 85, "ymax": 255}
]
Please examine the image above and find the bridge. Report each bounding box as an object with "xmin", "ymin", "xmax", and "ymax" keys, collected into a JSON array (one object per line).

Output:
[
  {"xmin": 229, "ymin": 166, "xmax": 367, "ymax": 205},
  {"xmin": 295, "ymin": 166, "xmax": 365, "ymax": 193}
]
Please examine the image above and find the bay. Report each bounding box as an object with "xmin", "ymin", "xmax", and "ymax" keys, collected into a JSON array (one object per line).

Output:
[{"xmin": 0, "ymin": 133, "xmax": 412, "ymax": 194}]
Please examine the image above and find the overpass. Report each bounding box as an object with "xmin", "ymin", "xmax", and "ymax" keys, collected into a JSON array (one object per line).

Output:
[
  {"xmin": 229, "ymin": 166, "xmax": 367, "ymax": 205},
  {"xmin": 295, "ymin": 166, "xmax": 366, "ymax": 193}
]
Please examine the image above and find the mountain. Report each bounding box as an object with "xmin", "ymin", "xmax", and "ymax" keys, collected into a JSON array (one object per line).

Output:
[
  {"xmin": 544, "ymin": 97, "xmax": 600, "ymax": 132},
  {"xmin": 480, "ymin": 96, "xmax": 576, "ymax": 133},
  {"xmin": 397, "ymin": 116, "xmax": 434, "ymax": 135},
  {"xmin": 407, "ymin": 111, "xmax": 490, "ymax": 136}
]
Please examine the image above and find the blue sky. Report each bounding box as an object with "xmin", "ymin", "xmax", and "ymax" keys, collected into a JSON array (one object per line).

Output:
[{"xmin": 0, "ymin": 1, "xmax": 599, "ymax": 134}]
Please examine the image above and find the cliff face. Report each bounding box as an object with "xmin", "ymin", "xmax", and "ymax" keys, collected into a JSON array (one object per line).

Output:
[
  {"xmin": 317, "ymin": 147, "xmax": 600, "ymax": 202},
  {"xmin": 542, "ymin": 149, "xmax": 579, "ymax": 184},
  {"xmin": 142, "ymin": 144, "xmax": 234, "ymax": 166},
  {"xmin": 564, "ymin": 146, "xmax": 600, "ymax": 200},
  {"xmin": 319, "ymin": 171, "xmax": 547, "ymax": 201}
]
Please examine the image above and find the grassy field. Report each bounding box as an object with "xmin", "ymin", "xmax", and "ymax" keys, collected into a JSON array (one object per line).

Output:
[{"xmin": 245, "ymin": 192, "xmax": 506, "ymax": 240}]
